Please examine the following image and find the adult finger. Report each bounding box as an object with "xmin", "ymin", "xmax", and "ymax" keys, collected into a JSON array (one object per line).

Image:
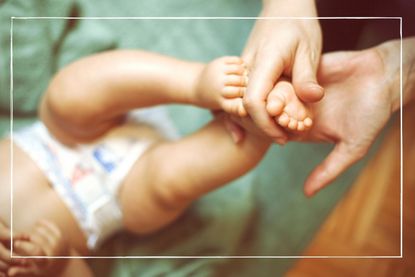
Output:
[
  {"xmin": 8, "ymin": 266, "xmax": 36, "ymax": 277},
  {"xmin": 304, "ymin": 142, "xmax": 366, "ymax": 197},
  {"xmin": 0, "ymin": 260, "xmax": 8, "ymax": 271},
  {"xmin": 13, "ymin": 241, "xmax": 42, "ymax": 257},
  {"xmin": 0, "ymin": 224, "xmax": 10, "ymax": 242},
  {"xmin": 0, "ymin": 244, "xmax": 11, "ymax": 264},
  {"xmin": 241, "ymin": 36, "xmax": 256, "ymax": 67},
  {"xmin": 13, "ymin": 240, "xmax": 47, "ymax": 272},
  {"xmin": 292, "ymin": 45, "xmax": 324, "ymax": 103},
  {"xmin": 0, "ymin": 244, "xmax": 28, "ymax": 269},
  {"xmin": 36, "ymin": 220, "xmax": 61, "ymax": 240},
  {"xmin": 243, "ymin": 53, "xmax": 287, "ymax": 140},
  {"xmin": 31, "ymin": 224, "xmax": 55, "ymax": 250},
  {"xmin": 13, "ymin": 234, "xmax": 30, "ymax": 242}
]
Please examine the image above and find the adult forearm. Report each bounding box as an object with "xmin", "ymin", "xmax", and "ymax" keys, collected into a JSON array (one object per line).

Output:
[
  {"xmin": 403, "ymin": 38, "xmax": 415, "ymax": 107},
  {"xmin": 380, "ymin": 37, "xmax": 415, "ymax": 112}
]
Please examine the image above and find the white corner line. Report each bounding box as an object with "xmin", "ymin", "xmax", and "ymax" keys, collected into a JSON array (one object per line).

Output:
[
  {"xmin": 399, "ymin": 17, "xmax": 403, "ymax": 258},
  {"xmin": 11, "ymin": 16, "xmax": 403, "ymax": 20},
  {"xmin": 9, "ymin": 16, "xmax": 14, "ymax": 258},
  {"xmin": 10, "ymin": 255, "xmax": 404, "ymax": 259},
  {"xmin": 9, "ymin": 16, "xmax": 404, "ymax": 260}
]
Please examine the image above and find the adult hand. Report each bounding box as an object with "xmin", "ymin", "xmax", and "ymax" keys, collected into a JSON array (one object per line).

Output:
[
  {"xmin": 0, "ymin": 220, "xmax": 27, "ymax": 276},
  {"xmin": 0, "ymin": 220, "xmax": 12, "ymax": 276},
  {"xmin": 8, "ymin": 220, "xmax": 69, "ymax": 277},
  {"xmin": 292, "ymin": 38, "xmax": 414, "ymax": 196},
  {"xmin": 242, "ymin": 0, "xmax": 324, "ymax": 141}
]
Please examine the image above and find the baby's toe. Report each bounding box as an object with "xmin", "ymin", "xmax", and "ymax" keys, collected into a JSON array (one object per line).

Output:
[
  {"xmin": 224, "ymin": 75, "xmax": 248, "ymax": 87},
  {"xmin": 296, "ymin": 108, "xmax": 307, "ymax": 121},
  {"xmin": 267, "ymin": 92, "xmax": 285, "ymax": 117},
  {"xmin": 304, "ymin": 117, "xmax": 313, "ymax": 128},
  {"xmin": 288, "ymin": 119, "xmax": 298, "ymax": 130},
  {"xmin": 297, "ymin": 121, "xmax": 305, "ymax": 131},
  {"xmin": 272, "ymin": 80, "xmax": 313, "ymax": 128},
  {"xmin": 224, "ymin": 63, "xmax": 247, "ymax": 75},
  {"xmin": 222, "ymin": 86, "xmax": 245, "ymax": 98},
  {"xmin": 223, "ymin": 56, "xmax": 244, "ymax": 65},
  {"xmin": 284, "ymin": 98, "xmax": 312, "ymax": 123},
  {"xmin": 277, "ymin": 112, "xmax": 290, "ymax": 127}
]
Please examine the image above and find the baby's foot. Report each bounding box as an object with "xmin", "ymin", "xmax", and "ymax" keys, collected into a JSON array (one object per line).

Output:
[
  {"xmin": 196, "ymin": 56, "xmax": 248, "ymax": 117},
  {"xmin": 220, "ymin": 56, "xmax": 248, "ymax": 98},
  {"xmin": 266, "ymin": 80, "xmax": 313, "ymax": 131}
]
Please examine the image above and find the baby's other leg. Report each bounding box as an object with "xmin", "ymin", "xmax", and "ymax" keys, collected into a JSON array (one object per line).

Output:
[
  {"xmin": 266, "ymin": 80, "xmax": 313, "ymax": 131},
  {"xmin": 119, "ymin": 115, "xmax": 270, "ymax": 235}
]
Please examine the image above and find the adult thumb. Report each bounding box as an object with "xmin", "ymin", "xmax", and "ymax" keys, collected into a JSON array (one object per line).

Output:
[
  {"xmin": 292, "ymin": 48, "xmax": 324, "ymax": 103},
  {"xmin": 304, "ymin": 143, "xmax": 363, "ymax": 197}
]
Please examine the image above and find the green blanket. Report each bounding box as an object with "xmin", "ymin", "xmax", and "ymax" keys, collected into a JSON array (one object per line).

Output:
[{"xmin": 0, "ymin": 0, "xmax": 376, "ymax": 276}]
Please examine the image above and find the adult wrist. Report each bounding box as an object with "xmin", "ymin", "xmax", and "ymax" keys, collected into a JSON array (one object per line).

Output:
[
  {"xmin": 379, "ymin": 37, "xmax": 415, "ymax": 113},
  {"xmin": 402, "ymin": 38, "xmax": 415, "ymax": 108},
  {"xmin": 262, "ymin": 0, "xmax": 317, "ymax": 17}
]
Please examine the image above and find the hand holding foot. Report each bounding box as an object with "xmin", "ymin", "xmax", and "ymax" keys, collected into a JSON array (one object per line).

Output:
[
  {"xmin": 0, "ymin": 220, "xmax": 28, "ymax": 276},
  {"xmin": 8, "ymin": 220, "xmax": 69, "ymax": 277},
  {"xmin": 212, "ymin": 59, "xmax": 314, "ymax": 143},
  {"xmin": 241, "ymin": 0, "xmax": 323, "ymax": 140}
]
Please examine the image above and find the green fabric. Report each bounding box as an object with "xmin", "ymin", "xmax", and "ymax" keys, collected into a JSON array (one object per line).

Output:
[{"xmin": 0, "ymin": 0, "xmax": 380, "ymax": 276}]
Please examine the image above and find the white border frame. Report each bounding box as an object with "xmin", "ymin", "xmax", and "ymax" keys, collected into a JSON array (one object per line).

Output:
[{"xmin": 9, "ymin": 16, "xmax": 403, "ymax": 259}]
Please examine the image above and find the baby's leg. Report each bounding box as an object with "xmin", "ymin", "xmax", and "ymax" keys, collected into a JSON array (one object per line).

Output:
[
  {"xmin": 119, "ymin": 116, "xmax": 271, "ymax": 235},
  {"xmin": 59, "ymin": 255, "xmax": 93, "ymax": 277},
  {"xmin": 266, "ymin": 80, "xmax": 313, "ymax": 131}
]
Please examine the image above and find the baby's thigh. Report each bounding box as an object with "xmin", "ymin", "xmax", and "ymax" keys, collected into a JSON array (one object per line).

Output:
[
  {"xmin": 118, "ymin": 144, "xmax": 156, "ymax": 234},
  {"xmin": 118, "ymin": 141, "xmax": 182, "ymax": 235},
  {"xmin": 0, "ymin": 139, "xmax": 88, "ymax": 253}
]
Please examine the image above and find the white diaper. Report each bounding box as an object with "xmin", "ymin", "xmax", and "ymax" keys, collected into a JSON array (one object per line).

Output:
[{"xmin": 13, "ymin": 106, "xmax": 179, "ymax": 250}]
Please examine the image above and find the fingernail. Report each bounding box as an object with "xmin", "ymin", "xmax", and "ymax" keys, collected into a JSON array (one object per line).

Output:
[
  {"xmin": 310, "ymin": 82, "xmax": 322, "ymax": 89},
  {"xmin": 306, "ymin": 82, "xmax": 324, "ymax": 96}
]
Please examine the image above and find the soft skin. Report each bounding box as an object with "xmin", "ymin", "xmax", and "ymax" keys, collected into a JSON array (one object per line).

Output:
[{"xmin": 0, "ymin": 51, "xmax": 271, "ymax": 276}]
